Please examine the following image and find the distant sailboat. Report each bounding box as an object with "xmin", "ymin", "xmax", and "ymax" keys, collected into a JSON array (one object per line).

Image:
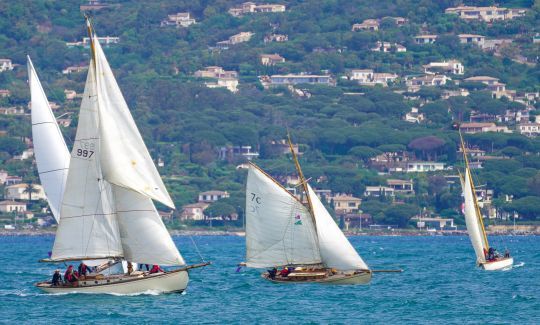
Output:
[
  {"xmin": 459, "ymin": 131, "xmax": 513, "ymax": 271},
  {"xmin": 35, "ymin": 19, "xmax": 208, "ymax": 294},
  {"xmin": 28, "ymin": 56, "xmax": 70, "ymax": 223},
  {"xmin": 245, "ymin": 136, "xmax": 372, "ymax": 284}
]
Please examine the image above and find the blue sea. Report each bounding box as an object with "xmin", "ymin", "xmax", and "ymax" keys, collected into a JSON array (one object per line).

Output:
[{"xmin": 0, "ymin": 235, "xmax": 538, "ymax": 324}]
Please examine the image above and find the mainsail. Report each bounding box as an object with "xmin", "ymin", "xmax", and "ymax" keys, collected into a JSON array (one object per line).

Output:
[
  {"xmin": 28, "ymin": 57, "xmax": 70, "ymax": 222},
  {"xmin": 50, "ymin": 30, "xmax": 183, "ymax": 265},
  {"xmin": 462, "ymin": 167, "xmax": 488, "ymax": 263},
  {"xmin": 246, "ymin": 164, "xmax": 321, "ymax": 268},
  {"xmin": 307, "ymin": 184, "xmax": 369, "ymax": 271}
]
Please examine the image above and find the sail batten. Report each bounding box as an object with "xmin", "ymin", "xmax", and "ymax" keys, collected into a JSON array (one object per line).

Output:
[{"xmin": 28, "ymin": 57, "xmax": 70, "ymax": 222}]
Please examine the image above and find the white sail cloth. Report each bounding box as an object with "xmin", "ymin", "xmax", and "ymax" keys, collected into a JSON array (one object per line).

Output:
[
  {"xmin": 28, "ymin": 57, "xmax": 70, "ymax": 222},
  {"xmin": 93, "ymin": 39, "xmax": 175, "ymax": 209},
  {"xmin": 51, "ymin": 34, "xmax": 183, "ymax": 265},
  {"xmin": 52, "ymin": 62, "xmax": 123, "ymax": 260},
  {"xmin": 246, "ymin": 165, "xmax": 321, "ymax": 268},
  {"xmin": 307, "ymin": 184, "xmax": 369, "ymax": 271},
  {"xmin": 462, "ymin": 168, "xmax": 487, "ymax": 263}
]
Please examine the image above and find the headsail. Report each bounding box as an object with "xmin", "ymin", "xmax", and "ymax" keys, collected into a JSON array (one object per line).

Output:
[
  {"xmin": 28, "ymin": 56, "xmax": 70, "ymax": 222},
  {"xmin": 246, "ymin": 164, "xmax": 321, "ymax": 268},
  {"xmin": 307, "ymin": 184, "xmax": 369, "ymax": 271},
  {"xmin": 92, "ymin": 37, "xmax": 175, "ymax": 209}
]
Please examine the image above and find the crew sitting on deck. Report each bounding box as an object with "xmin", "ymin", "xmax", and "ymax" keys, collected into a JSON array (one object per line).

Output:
[
  {"xmin": 64, "ymin": 265, "xmax": 79, "ymax": 285},
  {"xmin": 279, "ymin": 267, "xmax": 290, "ymax": 277},
  {"xmin": 149, "ymin": 265, "xmax": 164, "ymax": 274},
  {"xmin": 127, "ymin": 262, "xmax": 134, "ymax": 275},
  {"xmin": 78, "ymin": 262, "xmax": 90, "ymax": 278},
  {"xmin": 504, "ymin": 249, "xmax": 510, "ymax": 258},
  {"xmin": 268, "ymin": 267, "xmax": 277, "ymax": 280},
  {"xmin": 486, "ymin": 247, "xmax": 498, "ymax": 261},
  {"xmin": 51, "ymin": 269, "xmax": 62, "ymax": 286}
]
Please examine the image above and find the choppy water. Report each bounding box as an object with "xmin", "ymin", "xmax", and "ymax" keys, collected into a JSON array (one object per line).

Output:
[{"xmin": 0, "ymin": 235, "xmax": 538, "ymax": 323}]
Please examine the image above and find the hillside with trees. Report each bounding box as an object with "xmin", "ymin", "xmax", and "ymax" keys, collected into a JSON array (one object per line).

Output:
[{"xmin": 0, "ymin": 0, "xmax": 538, "ymax": 229}]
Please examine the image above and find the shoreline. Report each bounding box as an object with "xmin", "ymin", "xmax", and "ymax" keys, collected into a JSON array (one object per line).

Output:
[{"xmin": 1, "ymin": 229, "xmax": 539, "ymax": 237}]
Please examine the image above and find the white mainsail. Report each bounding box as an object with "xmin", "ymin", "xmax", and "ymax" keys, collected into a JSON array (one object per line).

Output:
[
  {"xmin": 246, "ymin": 165, "xmax": 321, "ymax": 268},
  {"xmin": 462, "ymin": 168, "xmax": 487, "ymax": 263},
  {"xmin": 28, "ymin": 56, "xmax": 70, "ymax": 222},
  {"xmin": 51, "ymin": 32, "xmax": 183, "ymax": 265},
  {"xmin": 307, "ymin": 184, "xmax": 369, "ymax": 271},
  {"xmin": 52, "ymin": 60, "xmax": 123, "ymax": 261}
]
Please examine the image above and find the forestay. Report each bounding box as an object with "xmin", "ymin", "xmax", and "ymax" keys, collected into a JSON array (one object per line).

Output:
[
  {"xmin": 307, "ymin": 184, "xmax": 369, "ymax": 271},
  {"xmin": 462, "ymin": 168, "xmax": 487, "ymax": 263},
  {"xmin": 28, "ymin": 57, "xmax": 70, "ymax": 222},
  {"xmin": 246, "ymin": 165, "xmax": 321, "ymax": 268},
  {"xmin": 93, "ymin": 38, "xmax": 175, "ymax": 209}
]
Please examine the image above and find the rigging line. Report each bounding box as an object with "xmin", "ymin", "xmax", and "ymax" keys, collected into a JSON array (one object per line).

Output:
[{"xmin": 189, "ymin": 236, "xmax": 206, "ymax": 263}]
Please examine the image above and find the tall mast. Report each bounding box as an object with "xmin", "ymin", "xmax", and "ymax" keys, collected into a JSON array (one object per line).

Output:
[
  {"xmin": 287, "ymin": 133, "xmax": 317, "ymax": 228},
  {"xmin": 85, "ymin": 15, "xmax": 97, "ymax": 70},
  {"xmin": 459, "ymin": 130, "xmax": 489, "ymax": 249}
]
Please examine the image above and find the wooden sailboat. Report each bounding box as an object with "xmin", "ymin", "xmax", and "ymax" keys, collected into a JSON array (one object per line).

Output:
[
  {"xmin": 459, "ymin": 131, "xmax": 513, "ymax": 271},
  {"xmin": 35, "ymin": 19, "xmax": 208, "ymax": 294},
  {"xmin": 245, "ymin": 136, "xmax": 372, "ymax": 284}
]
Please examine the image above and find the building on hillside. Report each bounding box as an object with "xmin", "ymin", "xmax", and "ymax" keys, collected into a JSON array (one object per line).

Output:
[
  {"xmin": 64, "ymin": 89, "xmax": 77, "ymax": 100},
  {"xmin": 218, "ymin": 145, "xmax": 260, "ymax": 161},
  {"xmin": 0, "ymin": 89, "xmax": 11, "ymax": 98},
  {"xmin": 4, "ymin": 175, "xmax": 22, "ymax": 185},
  {"xmin": 406, "ymin": 161, "xmax": 445, "ymax": 173},
  {"xmin": 216, "ymin": 32, "xmax": 254, "ymax": 49},
  {"xmin": 352, "ymin": 19, "xmax": 379, "ymax": 31},
  {"xmin": 66, "ymin": 36, "xmax": 119, "ymax": 47},
  {"xmin": 80, "ymin": 0, "xmax": 110, "ymax": 11},
  {"xmin": 458, "ymin": 34, "xmax": 485, "ymax": 46},
  {"xmin": 387, "ymin": 179, "xmax": 414, "ymax": 194},
  {"xmin": 0, "ymin": 107, "xmax": 25, "ymax": 115},
  {"xmin": 13, "ymin": 149, "xmax": 34, "ymax": 161},
  {"xmin": 180, "ymin": 202, "xmax": 209, "ymax": 221},
  {"xmin": 445, "ymin": 6, "xmax": 527, "ymax": 22},
  {"xmin": 264, "ymin": 34, "xmax": 288, "ymax": 43},
  {"xmin": 194, "ymin": 66, "xmax": 239, "ymax": 92},
  {"xmin": 407, "ymin": 75, "xmax": 449, "ymax": 88},
  {"xmin": 423, "ymin": 60, "xmax": 464, "ymax": 75},
  {"xmin": 161, "ymin": 12, "xmax": 196, "ymax": 27},
  {"xmin": 260, "ymin": 53, "xmax": 285, "ymax": 66},
  {"xmin": 0, "ymin": 201, "xmax": 27, "ymax": 213},
  {"xmin": 459, "ymin": 122, "xmax": 511, "ymax": 134},
  {"xmin": 229, "ymin": 2, "xmax": 286, "ymax": 16},
  {"xmin": 412, "ymin": 216, "xmax": 456, "ymax": 230},
  {"xmin": 5, "ymin": 183, "xmax": 46, "ymax": 201},
  {"xmin": 331, "ymin": 194, "xmax": 361, "ymax": 214},
  {"xmin": 268, "ymin": 139, "xmax": 300, "ymax": 155},
  {"xmin": 198, "ymin": 191, "xmax": 230, "ymax": 203},
  {"xmin": 414, "ymin": 35, "xmax": 437, "ymax": 44},
  {"xmin": 518, "ymin": 123, "xmax": 540, "ymax": 137},
  {"xmin": 404, "ymin": 107, "xmax": 425, "ymax": 123},
  {"xmin": 62, "ymin": 65, "xmax": 88, "ymax": 74},
  {"xmin": 0, "ymin": 59, "xmax": 14, "ymax": 72},
  {"xmin": 260, "ymin": 74, "xmax": 334, "ymax": 87},
  {"xmin": 481, "ymin": 38, "xmax": 513, "ymax": 51},
  {"xmin": 371, "ymin": 41, "xmax": 407, "ymax": 53},
  {"xmin": 347, "ymin": 69, "xmax": 398, "ymax": 86},
  {"xmin": 364, "ymin": 186, "xmax": 395, "ymax": 198},
  {"xmin": 382, "ymin": 16, "xmax": 408, "ymax": 25},
  {"xmin": 0, "ymin": 170, "xmax": 7, "ymax": 184},
  {"xmin": 344, "ymin": 213, "xmax": 373, "ymax": 230}
]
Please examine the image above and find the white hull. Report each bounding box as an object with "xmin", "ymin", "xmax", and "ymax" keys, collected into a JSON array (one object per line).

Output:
[
  {"xmin": 480, "ymin": 257, "xmax": 514, "ymax": 271},
  {"xmin": 36, "ymin": 270, "xmax": 188, "ymax": 294}
]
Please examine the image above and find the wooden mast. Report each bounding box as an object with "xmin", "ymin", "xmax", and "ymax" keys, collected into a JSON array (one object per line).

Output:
[
  {"xmin": 85, "ymin": 15, "xmax": 97, "ymax": 70},
  {"xmin": 459, "ymin": 130, "xmax": 490, "ymax": 249},
  {"xmin": 287, "ymin": 133, "xmax": 317, "ymax": 228}
]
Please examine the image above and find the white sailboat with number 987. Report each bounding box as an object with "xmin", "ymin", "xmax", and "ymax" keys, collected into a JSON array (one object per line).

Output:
[{"xmin": 35, "ymin": 19, "xmax": 208, "ymax": 294}]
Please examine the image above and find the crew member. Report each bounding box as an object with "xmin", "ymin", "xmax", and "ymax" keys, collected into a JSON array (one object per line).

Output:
[
  {"xmin": 149, "ymin": 265, "xmax": 164, "ymax": 274},
  {"xmin": 51, "ymin": 269, "xmax": 62, "ymax": 286}
]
